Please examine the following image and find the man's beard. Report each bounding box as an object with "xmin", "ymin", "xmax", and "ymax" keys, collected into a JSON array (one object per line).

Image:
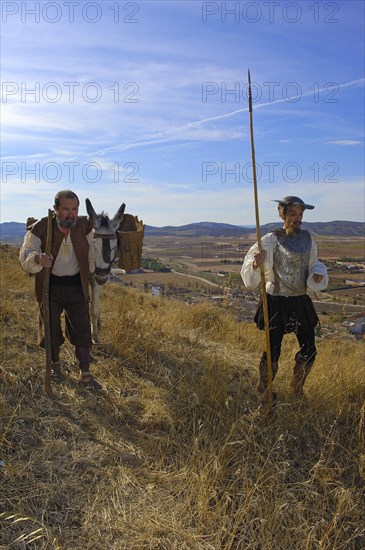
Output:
[
  {"xmin": 285, "ymin": 222, "xmax": 301, "ymax": 236},
  {"xmin": 56, "ymin": 214, "xmax": 77, "ymax": 228}
]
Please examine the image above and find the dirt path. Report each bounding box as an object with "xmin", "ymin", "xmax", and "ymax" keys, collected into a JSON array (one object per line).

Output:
[{"xmin": 171, "ymin": 269, "xmax": 221, "ymax": 288}]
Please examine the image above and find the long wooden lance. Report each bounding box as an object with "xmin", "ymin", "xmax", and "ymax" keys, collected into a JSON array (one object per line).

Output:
[
  {"xmin": 247, "ymin": 70, "xmax": 273, "ymax": 409},
  {"xmin": 43, "ymin": 209, "xmax": 53, "ymax": 397}
]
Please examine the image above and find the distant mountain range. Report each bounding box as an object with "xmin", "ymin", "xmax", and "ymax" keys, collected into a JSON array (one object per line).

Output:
[
  {"xmin": 145, "ymin": 220, "xmax": 365, "ymax": 238},
  {"xmin": 1, "ymin": 220, "xmax": 364, "ymax": 244}
]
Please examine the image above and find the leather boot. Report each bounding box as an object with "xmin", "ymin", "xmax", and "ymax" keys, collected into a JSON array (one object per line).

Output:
[
  {"xmin": 257, "ymin": 353, "xmax": 278, "ymax": 396},
  {"xmin": 290, "ymin": 352, "xmax": 314, "ymax": 397}
]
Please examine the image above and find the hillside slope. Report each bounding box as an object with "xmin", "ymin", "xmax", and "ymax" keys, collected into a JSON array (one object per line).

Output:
[{"xmin": 1, "ymin": 244, "xmax": 364, "ymax": 549}]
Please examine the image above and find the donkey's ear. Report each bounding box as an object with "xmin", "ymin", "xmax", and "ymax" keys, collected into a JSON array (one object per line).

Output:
[
  {"xmin": 111, "ymin": 203, "xmax": 126, "ymax": 229},
  {"xmin": 85, "ymin": 198, "xmax": 98, "ymax": 220}
]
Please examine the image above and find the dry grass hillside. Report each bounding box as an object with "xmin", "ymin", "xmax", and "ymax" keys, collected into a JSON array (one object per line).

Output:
[{"xmin": 1, "ymin": 243, "xmax": 364, "ymax": 550}]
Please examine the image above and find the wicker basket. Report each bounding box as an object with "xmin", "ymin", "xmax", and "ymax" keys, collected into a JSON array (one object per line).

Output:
[{"xmin": 116, "ymin": 214, "xmax": 144, "ymax": 272}]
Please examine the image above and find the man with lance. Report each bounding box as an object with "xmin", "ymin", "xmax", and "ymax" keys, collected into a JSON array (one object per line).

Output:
[
  {"xmin": 241, "ymin": 196, "xmax": 328, "ymax": 399},
  {"xmin": 19, "ymin": 189, "xmax": 102, "ymax": 390}
]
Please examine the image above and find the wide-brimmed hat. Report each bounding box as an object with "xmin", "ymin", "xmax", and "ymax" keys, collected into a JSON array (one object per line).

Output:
[{"xmin": 272, "ymin": 195, "xmax": 314, "ymax": 210}]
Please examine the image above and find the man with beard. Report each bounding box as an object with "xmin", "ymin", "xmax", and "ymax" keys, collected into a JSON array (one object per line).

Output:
[
  {"xmin": 241, "ymin": 196, "xmax": 328, "ymax": 399},
  {"xmin": 19, "ymin": 189, "xmax": 101, "ymax": 390}
]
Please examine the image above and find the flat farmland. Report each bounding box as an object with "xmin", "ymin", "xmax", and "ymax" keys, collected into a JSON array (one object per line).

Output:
[
  {"xmin": 112, "ymin": 269, "xmax": 221, "ymax": 293},
  {"xmin": 143, "ymin": 234, "xmax": 364, "ymax": 267},
  {"xmin": 137, "ymin": 234, "xmax": 365, "ymax": 307},
  {"xmin": 315, "ymin": 236, "xmax": 365, "ymax": 261},
  {"xmin": 109, "ymin": 233, "xmax": 365, "ymax": 323},
  {"xmin": 142, "ymin": 235, "xmax": 251, "ymax": 274}
]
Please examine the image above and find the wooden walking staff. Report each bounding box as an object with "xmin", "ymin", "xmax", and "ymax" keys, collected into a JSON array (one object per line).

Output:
[
  {"xmin": 247, "ymin": 70, "xmax": 273, "ymax": 409},
  {"xmin": 43, "ymin": 209, "xmax": 53, "ymax": 397}
]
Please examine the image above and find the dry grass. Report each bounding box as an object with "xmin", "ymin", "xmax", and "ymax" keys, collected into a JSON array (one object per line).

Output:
[{"xmin": 1, "ymin": 244, "xmax": 364, "ymax": 549}]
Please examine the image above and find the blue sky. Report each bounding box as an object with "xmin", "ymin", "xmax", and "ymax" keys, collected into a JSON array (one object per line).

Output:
[{"xmin": 1, "ymin": 0, "xmax": 364, "ymax": 226}]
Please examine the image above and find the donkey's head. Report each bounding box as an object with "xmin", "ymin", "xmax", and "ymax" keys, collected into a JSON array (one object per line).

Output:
[{"xmin": 86, "ymin": 198, "xmax": 126, "ymax": 285}]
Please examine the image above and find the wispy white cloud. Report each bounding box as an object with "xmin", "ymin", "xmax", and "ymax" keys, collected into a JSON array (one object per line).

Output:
[
  {"xmin": 173, "ymin": 78, "xmax": 365, "ymax": 128},
  {"xmin": 327, "ymin": 140, "xmax": 363, "ymax": 146}
]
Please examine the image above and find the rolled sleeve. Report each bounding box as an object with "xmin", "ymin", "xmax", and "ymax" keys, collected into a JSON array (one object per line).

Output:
[{"xmin": 19, "ymin": 232, "xmax": 43, "ymax": 274}]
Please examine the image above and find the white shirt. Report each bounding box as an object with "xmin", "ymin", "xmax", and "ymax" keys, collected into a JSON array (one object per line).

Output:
[{"xmin": 19, "ymin": 229, "xmax": 96, "ymax": 275}]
